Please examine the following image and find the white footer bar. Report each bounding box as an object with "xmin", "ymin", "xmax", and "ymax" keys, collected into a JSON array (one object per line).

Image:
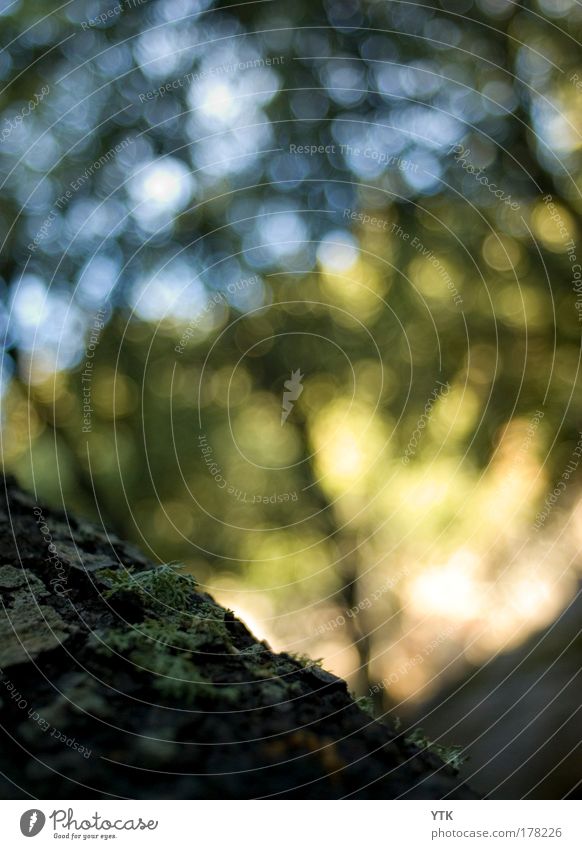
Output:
[{"xmin": 2, "ymin": 800, "xmax": 580, "ymax": 848}]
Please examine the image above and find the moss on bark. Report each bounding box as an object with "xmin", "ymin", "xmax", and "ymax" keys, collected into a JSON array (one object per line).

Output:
[{"xmin": 0, "ymin": 476, "xmax": 476, "ymax": 799}]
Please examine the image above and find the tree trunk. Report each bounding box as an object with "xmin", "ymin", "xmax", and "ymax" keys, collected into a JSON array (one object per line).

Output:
[{"xmin": 0, "ymin": 476, "xmax": 475, "ymax": 799}]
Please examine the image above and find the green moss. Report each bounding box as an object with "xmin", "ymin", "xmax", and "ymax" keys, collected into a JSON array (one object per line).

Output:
[
  {"xmin": 99, "ymin": 563, "xmax": 198, "ymax": 614},
  {"xmin": 354, "ymin": 695, "xmax": 376, "ymax": 717},
  {"xmin": 405, "ymin": 727, "xmax": 466, "ymax": 771},
  {"xmin": 287, "ymin": 652, "xmax": 324, "ymax": 670}
]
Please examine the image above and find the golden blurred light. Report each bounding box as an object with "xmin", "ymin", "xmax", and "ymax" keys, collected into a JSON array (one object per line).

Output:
[
  {"xmin": 571, "ymin": 497, "xmax": 582, "ymax": 556},
  {"xmin": 496, "ymin": 283, "xmax": 548, "ymax": 328},
  {"xmin": 531, "ymin": 200, "xmax": 577, "ymax": 251},
  {"xmin": 408, "ymin": 254, "xmax": 463, "ymax": 304},
  {"xmin": 429, "ymin": 382, "xmax": 479, "ymax": 442},
  {"xmin": 234, "ymin": 393, "xmax": 302, "ymax": 465},
  {"xmin": 482, "ymin": 233, "xmax": 523, "ymax": 271},
  {"xmin": 92, "ymin": 370, "xmax": 138, "ymax": 419},
  {"xmin": 310, "ymin": 399, "xmax": 388, "ymax": 493},
  {"xmin": 407, "ymin": 549, "xmax": 484, "ymax": 622},
  {"xmin": 355, "ymin": 359, "xmax": 393, "ymax": 403},
  {"xmin": 474, "ymin": 415, "xmax": 546, "ymax": 533},
  {"xmin": 211, "ymin": 365, "xmax": 252, "ymax": 408},
  {"xmin": 506, "ymin": 573, "xmax": 565, "ymax": 627},
  {"xmin": 465, "ymin": 560, "xmax": 574, "ymax": 661},
  {"xmin": 319, "ymin": 260, "xmax": 387, "ymax": 323},
  {"xmin": 541, "ymin": 87, "xmax": 582, "ymax": 154},
  {"xmin": 302, "ymin": 375, "xmax": 340, "ymax": 415},
  {"xmin": 0, "ymin": 388, "xmax": 45, "ymax": 462},
  {"xmin": 30, "ymin": 373, "xmax": 68, "ymax": 404}
]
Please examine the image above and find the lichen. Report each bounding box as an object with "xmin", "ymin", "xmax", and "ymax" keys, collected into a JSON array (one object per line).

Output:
[
  {"xmin": 0, "ymin": 567, "xmax": 46, "ymax": 594},
  {"xmin": 0, "ymin": 589, "xmax": 75, "ymax": 668},
  {"xmin": 92, "ymin": 616, "xmax": 241, "ymax": 704},
  {"xmin": 92, "ymin": 565, "xmax": 319, "ymax": 708},
  {"xmin": 0, "ymin": 565, "xmax": 33, "ymax": 590},
  {"xmin": 96, "ymin": 618, "xmax": 231, "ymax": 656}
]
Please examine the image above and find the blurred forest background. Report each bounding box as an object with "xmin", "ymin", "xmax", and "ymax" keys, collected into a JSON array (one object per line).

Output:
[{"xmin": 1, "ymin": 0, "xmax": 582, "ymax": 795}]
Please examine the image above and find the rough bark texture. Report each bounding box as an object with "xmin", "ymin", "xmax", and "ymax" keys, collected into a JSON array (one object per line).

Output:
[{"xmin": 0, "ymin": 476, "xmax": 476, "ymax": 799}]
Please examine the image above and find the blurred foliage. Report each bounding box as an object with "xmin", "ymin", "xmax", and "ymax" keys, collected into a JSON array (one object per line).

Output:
[{"xmin": 1, "ymin": 0, "xmax": 582, "ymax": 702}]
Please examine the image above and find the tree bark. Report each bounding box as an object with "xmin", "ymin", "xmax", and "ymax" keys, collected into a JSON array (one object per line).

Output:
[{"xmin": 0, "ymin": 475, "xmax": 476, "ymax": 799}]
